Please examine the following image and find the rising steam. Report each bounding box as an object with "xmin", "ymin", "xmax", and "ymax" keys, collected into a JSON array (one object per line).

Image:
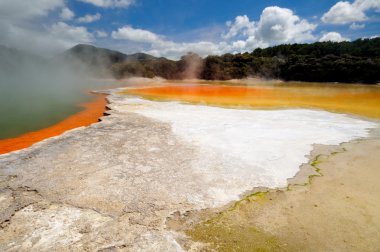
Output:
[{"xmin": 179, "ymin": 52, "xmax": 204, "ymax": 79}]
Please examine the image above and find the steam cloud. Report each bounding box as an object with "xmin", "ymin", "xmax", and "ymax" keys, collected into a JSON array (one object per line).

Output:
[{"xmin": 0, "ymin": 45, "xmax": 114, "ymax": 139}]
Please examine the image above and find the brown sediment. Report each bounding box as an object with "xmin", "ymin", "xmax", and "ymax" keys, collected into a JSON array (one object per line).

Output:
[
  {"xmin": 0, "ymin": 94, "xmax": 107, "ymax": 155},
  {"xmin": 123, "ymin": 84, "xmax": 380, "ymax": 119},
  {"xmin": 177, "ymin": 133, "xmax": 380, "ymax": 251}
]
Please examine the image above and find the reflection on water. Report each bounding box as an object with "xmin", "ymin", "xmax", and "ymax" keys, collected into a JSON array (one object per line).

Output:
[{"xmin": 123, "ymin": 82, "xmax": 380, "ymax": 120}]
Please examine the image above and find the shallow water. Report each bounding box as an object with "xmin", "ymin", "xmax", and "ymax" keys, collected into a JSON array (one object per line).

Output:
[{"xmin": 123, "ymin": 81, "xmax": 380, "ymax": 120}]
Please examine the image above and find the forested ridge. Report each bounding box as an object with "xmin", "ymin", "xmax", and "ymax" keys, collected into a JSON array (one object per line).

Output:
[{"xmin": 110, "ymin": 38, "xmax": 380, "ymax": 84}]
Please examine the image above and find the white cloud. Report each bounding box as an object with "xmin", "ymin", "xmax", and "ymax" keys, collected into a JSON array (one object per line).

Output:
[
  {"xmin": 223, "ymin": 15, "xmax": 254, "ymax": 39},
  {"xmin": 222, "ymin": 6, "xmax": 316, "ymax": 52},
  {"xmin": 79, "ymin": 0, "xmax": 134, "ymax": 8},
  {"xmin": 255, "ymin": 6, "xmax": 316, "ymax": 44},
  {"xmin": 0, "ymin": 0, "xmax": 94, "ymax": 56},
  {"xmin": 50, "ymin": 22, "xmax": 94, "ymax": 44},
  {"xmin": 60, "ymin": 7, "xmax": 75, "ymax": 20},
  {"xmin": 350, "ymin": 22, "xmax": 366, "ymax": 29},
  {"xmin": 321, "ymin": 0, "xmax": 380, "ymax": 24},
  {"xmin": 77, "ymin": 13, "xmax": 101, "ymax": 23},
  {"xmin": 0, "ymin": 21, "xmax": 94, "ymax": 55},
  {"xmin": 95, "ymin": 30, "xmax": 108, "ymax": 38},
  {"xmin": 112, "ymin": 26, "xmax": 163, "ymax": 44},
  {"xmin": 319, "ymin": 32, "xmax": 350, "ymax": 42},
  {"xmin": 0, "ymin": 0, "xmax": 74, "ymax": 55}
]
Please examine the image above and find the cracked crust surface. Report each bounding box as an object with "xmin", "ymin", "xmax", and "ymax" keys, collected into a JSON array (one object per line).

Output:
[{"xmin": 0, "ymin": 95, "xmax": 203, "ymax": 251}]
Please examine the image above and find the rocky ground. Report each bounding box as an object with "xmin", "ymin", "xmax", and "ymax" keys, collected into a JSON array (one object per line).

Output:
[{"xmin": 0, "ymin": 94, "xmax": 207, "ymax": 251}]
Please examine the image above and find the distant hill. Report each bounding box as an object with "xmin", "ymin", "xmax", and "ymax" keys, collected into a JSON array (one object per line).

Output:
[
  {"xmin": 57, "ymin": 44, "xmax": 159, "ymax": 65},
  {"xmin": 56, "ymin": 44, "xmax": 127, "ymax": 70},
  {"xmin": 55, "ymin": 44, "xmax": 159, "ymax": 76},
  {"xmin": 127, "ymin": 52, "xmax": 159, "ymax": 61}
]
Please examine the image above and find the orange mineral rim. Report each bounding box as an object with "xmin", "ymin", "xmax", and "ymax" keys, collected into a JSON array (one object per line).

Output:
[{"xmin": 0, "ymin": 94, "xmax": 108, "ymax": 155}]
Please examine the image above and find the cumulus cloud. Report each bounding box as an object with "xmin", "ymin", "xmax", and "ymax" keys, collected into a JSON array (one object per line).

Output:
[
  {"xmin": 60, "ymin": 7, "xmax": 75, "ymax": 20},
  {"xmin": 255, "ymin": 6, "xmax": 316, "ymax": 43},
  {"xmin": 50, "ymin": 22, "xmax": 94, "ymax": 44},
  {"xmin": 221, "ymin": 6, "xmax": 316, "ymax": 52},
  {"xmin": 112, "ymin": 26, "xmax": 163, "ymax": 44},
  {"xmin": 77, "ymin": 13, "xmax": 102, "ymax": 23},
  {"xmin": 79, "ymin": 0, "xmax": 134, "ymax": 8},
  {"xmin": 319, "ymin": 32, "xmax": 350, "ymax": 42},
  {"xmin": 223, "ymin": 15, "xmax": 254, "ymax": 39},
  {"xmin": 321, "ymin": 0, "xmax": 380, "ymax": 24},
  {"xmin": 0, "ymin": 0, "xmax": 94, "ymax": 55}
]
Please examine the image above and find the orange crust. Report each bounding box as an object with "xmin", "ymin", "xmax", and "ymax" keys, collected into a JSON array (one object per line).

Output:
[{"xmin": 125, "ymin": 84, "xmax": 380, "ymax": 120}]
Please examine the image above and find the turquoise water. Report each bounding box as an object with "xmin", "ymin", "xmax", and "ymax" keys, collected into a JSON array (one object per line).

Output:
[
  {"xmin": 0, "ymin": 81, "xmax": 89, "ymax": 139},
  {"xmin": 0, "ymin": 76, "xmax": 118, "ymax": 140}
]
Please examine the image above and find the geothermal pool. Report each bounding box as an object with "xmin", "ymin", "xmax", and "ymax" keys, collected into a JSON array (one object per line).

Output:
[{"xmin": 1, "ymin": 82, "xmax": 379, "ymax": 250}]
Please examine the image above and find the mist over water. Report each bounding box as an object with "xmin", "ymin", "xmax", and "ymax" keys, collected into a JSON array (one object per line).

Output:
[
  {"xmin": 0, "ymin": 44, "xmax": 207, "ymax": 140},
  {"xmin": 0, "ymin": 46, "xmax": 109, "ymax": 139}
]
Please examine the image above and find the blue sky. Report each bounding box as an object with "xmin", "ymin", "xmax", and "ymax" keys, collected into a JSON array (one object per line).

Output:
[
  {"xmin": 0, "ymin": 0, "xmax": 379, "ymax": 58},
  {"xmin": 68, "ymin": 0, "xmax": 333, "ymax": 33}
]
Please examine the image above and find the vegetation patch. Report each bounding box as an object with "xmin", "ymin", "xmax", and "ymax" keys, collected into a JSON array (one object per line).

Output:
[
  {"xmin": 111, "ymin": 38, "xmax": 380, "ymax": 84},
  {"xmin": 187, "ymin": 222, "xmax": 282, "ymax": 252}
]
